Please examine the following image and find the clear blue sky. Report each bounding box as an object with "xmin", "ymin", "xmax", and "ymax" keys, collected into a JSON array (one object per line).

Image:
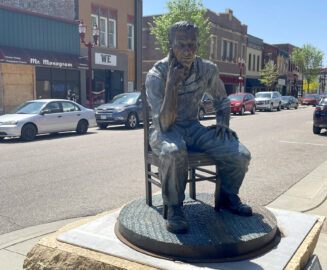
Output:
[{"xmin": 143, "ymin": 0, "xmax": 327, "ymax": 66}]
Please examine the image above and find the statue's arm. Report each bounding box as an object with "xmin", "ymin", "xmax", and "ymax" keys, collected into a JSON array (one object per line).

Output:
[
  {"xmin": 207, "ymin": 64, "xmax": 238, "ymax": 141},
  {"xmin": 159, "ymin": 49, "xmax": 185, "ymax": 132}
]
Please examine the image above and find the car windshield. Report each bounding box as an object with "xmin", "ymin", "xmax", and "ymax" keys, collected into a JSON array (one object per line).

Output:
[
  {"xmin": 305, "ymin": 94, "xmax": 316, "ymax": 98},
  {"xmin": 281, "ymin": 96, "xmax": 290, "ymax": 101},
  {"xmin": 228, "ymin": 95, "xmax": 244, "ymax": 101},
  {"xmin": 319, "ymin": 97, "xmax": 327, "ymax": 105},
  {"xmin": 10, "ymin": 101, "xmax": 47, "ymax": 114},
  {"xmin": 110, "ymin": 93, "xmax": 139, "ymax": 105},
  {"xmin": 255, "ymin": 93, "xmax": 272, "ymax": 98}
]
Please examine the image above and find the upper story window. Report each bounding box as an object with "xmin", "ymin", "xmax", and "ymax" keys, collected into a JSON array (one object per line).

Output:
[
  {"xmin": 99, "ymin": 16, "xmax": 108, "ymax": 47},
  {"xmin": 210, "ymin": 36, "xmax": 217, "ymax": 59},
  {"xmin": 91, "ymin": 14, "xmax": 98, "ymax": 44},
  {"xmin": 221, "ymin": 40, "xmax": 227, "ymax": 61},
  {"xmin": 221, "ymin": 40, "xmax": 236, "ymax": 62},
  {"xmin": 257, "ymin": 55, "xmax": 260, "ymax": 72},
  {"xmin": 127, "ymin": 23, "xmax": 134, "ymax": 51},
  {"xmin": 91, "ymin": 6, "xmax": 117, "ymax": 48},
  {"xmin": 252, "ymin": 54, "xmax": 255, "ymax": 71},
  {"xmin": 248, "ymin": 53, "xmax": 252, "ymax": 70},
  {"xmin": 109, "ymin": 18, "xmax": 116, "ymax": 48}
]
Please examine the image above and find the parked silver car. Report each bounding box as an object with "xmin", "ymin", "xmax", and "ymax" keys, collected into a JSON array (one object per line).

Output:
[
  {"xmin": 255, "ymin": 91, "xmax": 282, "ymax": 111},
  {"xmin": 0, "ymin": 99, "xmax": 96, "ymax": 141}
]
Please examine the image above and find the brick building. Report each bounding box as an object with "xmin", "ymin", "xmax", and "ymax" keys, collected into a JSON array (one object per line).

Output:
[
  {"xmin": 246, "ymin": 34, "xmax": 264, "ymax": 93},
  {"xmin": 78, "ymin": 0, "xmax": 138, "ymax": 106},
  {"xmin": 274, "ymin": 44, "xmax": 301, "ymax": 97},
  {"xmin": 142, "ymin": 9, "xmax": 248, "ymax": 95},
  {"xmin": 0, "ymin": 3, "xmax": 84, "ymax": 114}
]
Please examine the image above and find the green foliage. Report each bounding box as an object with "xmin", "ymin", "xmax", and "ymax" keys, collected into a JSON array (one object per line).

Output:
[
  {"xmin": 291, "ymin": 44, "xmax": 324, "ymax": 88},
  {"xmin": 259, "ymin": 62, "xmax": 280, "ymax": 90},
  {"xmin": 148, "ymin": 0, "xmax": 211, "ymax": 58}
]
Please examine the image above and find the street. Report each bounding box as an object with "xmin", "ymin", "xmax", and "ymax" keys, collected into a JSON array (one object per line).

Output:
[{"xmin": 0, "ymin": 106, "xmax": 326, "ymax": 236}]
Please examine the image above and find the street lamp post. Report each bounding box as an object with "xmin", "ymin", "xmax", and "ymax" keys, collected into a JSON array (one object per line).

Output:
[
  {"xmin": 238, "ymin": 57, "xmax": 245, "ymax": 93},
  {"xmin": 78, "ymin": 21, "xmax": 99, "ymax": 109}
]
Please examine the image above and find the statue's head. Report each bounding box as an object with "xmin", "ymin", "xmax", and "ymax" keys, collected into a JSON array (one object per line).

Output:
[{"xmin": 168, "ymin": 21, "xmax": 199, "ymax": 70}]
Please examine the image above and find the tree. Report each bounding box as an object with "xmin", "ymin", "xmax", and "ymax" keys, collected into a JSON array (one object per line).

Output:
[
  {"xmin": 291, "ymin": 44, "xmax": 324, "ymax": 93},
  {"xmin": 148, "ymin": 0, "xmax": 211, "ymax": 58},
  {"xmin": 259, "ymin": 62, "xmax": 280, "ymax": 90}
]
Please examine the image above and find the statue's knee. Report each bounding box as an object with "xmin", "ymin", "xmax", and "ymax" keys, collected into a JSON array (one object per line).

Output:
[{"xmin": 161, "ymin": 142, "xmax": 187, "ymax": 159}]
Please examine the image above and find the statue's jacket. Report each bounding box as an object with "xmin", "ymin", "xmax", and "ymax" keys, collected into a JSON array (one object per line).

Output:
[{"xmin": 145, "ymin": 56, "xmax": 230, "ymax": 131}]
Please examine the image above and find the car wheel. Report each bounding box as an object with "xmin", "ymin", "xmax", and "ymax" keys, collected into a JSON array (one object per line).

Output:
[
  {"xmin": 239, "ymin": 106, "xmax": 245, "ymax": 115},
  {"xmin": 233, "ymin": 112, "xmax": 237, "ymax": 115},
  {"xmin": 277, "ymin": 103, "xmax": 281, "ymax": 111},
  {"xmin": 126, "ymin": 112, "xmax": 139, "ymax": 129},
  {"xmin": 313, "ymin": 126, "xmax": 321, "ymax": 134},
  {"xmin": 251, "ymin": 106, "xmax": 256, "ymax": 114},
  {"xmin": 0, "ymin": 137, "xmax": 4, "ymax": 141},
  {"xmin": 76, "ymin": 120, "xmax": 88, "ymax": 134},
  {"xmin": 198, "ymin": 109, "xmax": 205, "ymax": 120},
  {"xmin": 21, "ymin": 123, "xmax": 37, "ymax": 141},
  {"xmin": 98, "ymin": 123, "xmax": 108, "ymax": 129},
  {"xmin": 295, "ymin": 104, "xmax": 298, "ymax": 109}
]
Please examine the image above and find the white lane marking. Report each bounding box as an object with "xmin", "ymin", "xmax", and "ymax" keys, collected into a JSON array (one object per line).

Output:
[{"xmin": 280, "ymin": 140, "xmax": 327, "ymax": 147}]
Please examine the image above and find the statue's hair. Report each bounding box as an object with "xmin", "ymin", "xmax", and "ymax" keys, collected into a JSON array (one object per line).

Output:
[{"xmin": 168, "ymin": 21, "xmax": 199, "ymax": 45}]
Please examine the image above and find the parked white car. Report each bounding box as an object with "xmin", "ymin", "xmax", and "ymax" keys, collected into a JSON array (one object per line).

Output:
[
  {"xmin": 0, "ymin": 99, "xmax": 96, "ymax": 141},
  {"xmin": 255, "ymin": 91, "xmax": 282, "ymax": 111}
]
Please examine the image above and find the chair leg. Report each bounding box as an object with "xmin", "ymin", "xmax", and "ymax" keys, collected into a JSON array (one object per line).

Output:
[
  {"xmin": 189, "ymin": 167, "xmax": 196, "ymax": 200},
  {"xmin": 163, "ymin": 204, "xmax": 168, "ymax": 219},
  {"xmin": 145, "ymin": 164, "xmax": 152, "ymax": 206},
  {"xmin": 214, "ymin": 165, "xmax": 221, "ymax": 211}
]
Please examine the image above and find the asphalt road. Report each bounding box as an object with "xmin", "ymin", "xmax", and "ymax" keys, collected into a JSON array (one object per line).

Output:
[{"xmin": 0, "ymin": 106, "xmax": 326, "ymax": 235}]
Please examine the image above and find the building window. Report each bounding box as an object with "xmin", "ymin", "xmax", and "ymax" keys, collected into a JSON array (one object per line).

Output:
[
  {"xmin": 253, "ymin": 54, "xmax": 255, "ymax": 71},
  {"xmin": 232, "ymin": 43, "xmax": 236, "ymax": 63},
  {"xmin": 248, "ymin": 53, "xmax": 252, "ymax": 70},
  {"xmin": 257, "ymin": 55, "xmax": 260, "ymax": 72},
  {"xmin": 99, "ymin": 16, "xmax": 108, "ymax": 47},
  {"xmin": 241, "ymin": 45, "xmax": 246, "ymax": 58},
  {"xmin": 221, "ymin": 40, "xmax": 227, "ymax": 61},
  {"xmin": 109, "ymin": 18, "xmax": 116, "ymax": 48},
  {"xmin": 210, "ymin": 36, "xmax": 217, "ymax": 59},
  {"xmin": 36, "ymin": 67, "xmax": 80, "ymax": 103},
  {"xmin": 91, "ymin": 14, "xmax": 98, "ymax": 44},
  {"xmin": 127, "ymin": 23, "xmax": 134, "ymax": 51}
]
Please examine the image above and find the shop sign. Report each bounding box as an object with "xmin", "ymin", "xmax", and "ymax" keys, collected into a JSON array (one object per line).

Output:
[
  {"xmin": 278, "ymin": 79, "xmax": 286, "ymax": 85},
  {"xmin": 30, "ymin": 58, "xmax": 73, "ymax": 68},
  {"xmin": 95, "ymin": 53, "xmax": 117, "ymax": 66}
]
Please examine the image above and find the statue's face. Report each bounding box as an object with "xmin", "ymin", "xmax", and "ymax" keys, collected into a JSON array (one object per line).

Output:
[{"xmin": 172, "ymin": 31, "xmax": 199, "ymax": 70}]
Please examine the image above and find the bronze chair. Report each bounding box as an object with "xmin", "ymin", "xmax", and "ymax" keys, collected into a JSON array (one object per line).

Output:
[{"xmin": 141, "ymin": 86, "xmax": 221, "ymax": 218}]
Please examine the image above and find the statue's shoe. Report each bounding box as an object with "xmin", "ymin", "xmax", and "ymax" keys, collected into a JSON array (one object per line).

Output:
[
  {"xmin": 166, "ymin": 205, "xmax": 188, "ymax": 234},
  {"xmin": 221, "ymin": 193, "xmax": 253, "ymax": 216}
]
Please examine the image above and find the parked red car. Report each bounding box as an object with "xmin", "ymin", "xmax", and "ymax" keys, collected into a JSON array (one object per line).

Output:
[
  {"xmin": 228, "ymin": 93, "xmax": 256, "ymax": 115},
  {"xmin": 301, "ymin": 94, "xmax": 321, "ymax": 106}
]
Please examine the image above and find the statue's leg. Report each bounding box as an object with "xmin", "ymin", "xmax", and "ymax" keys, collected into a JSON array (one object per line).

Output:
[
  {"xmin": 187, "ymin": 122, "xmax": 252, "ymax": 215},
  {"xmin": 149, "ymin": 128, "xmax": 188, "ymax": 207},
  {"xmin": 149, "ymin": 127, "xmax": 189, "ymax": 233}
]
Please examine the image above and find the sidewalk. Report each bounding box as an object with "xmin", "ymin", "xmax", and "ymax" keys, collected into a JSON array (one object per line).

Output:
[{"xmin": 1, "ymin": 161, "xmax": 326, "ymax": 270}]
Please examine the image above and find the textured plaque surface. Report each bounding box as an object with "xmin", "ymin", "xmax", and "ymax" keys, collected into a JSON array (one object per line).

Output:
[{"xmin": 116, "ymin": 193, "xmax": 279, "ymax": 262}]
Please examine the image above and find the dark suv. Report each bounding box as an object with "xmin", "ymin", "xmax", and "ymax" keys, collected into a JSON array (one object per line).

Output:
[
  {"xmin": 198, "ymin": 93, "xmax": 215, "ymax": 120},
  {"xmin": 95, "ymin": 92, "xmax": 144, "ymax": 129},
  {"xmin": 313, "ymin": 97, "xmax": 327, "ymax": 134}
]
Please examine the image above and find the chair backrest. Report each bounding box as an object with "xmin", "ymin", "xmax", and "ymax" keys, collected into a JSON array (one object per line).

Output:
[{"xmin": 141, "ymin": 84, "xmax": 150, "ymax": 155}]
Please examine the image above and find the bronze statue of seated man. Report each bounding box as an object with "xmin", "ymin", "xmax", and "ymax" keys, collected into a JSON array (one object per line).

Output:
[{"xmin": 145, "ymin": 21, "xmax": 252, "ymax": 234}]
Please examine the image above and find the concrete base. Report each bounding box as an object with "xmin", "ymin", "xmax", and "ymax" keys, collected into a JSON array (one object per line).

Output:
[{"xmin": 23, "ymin": 207, "xmax": 324, "ymax": 270}]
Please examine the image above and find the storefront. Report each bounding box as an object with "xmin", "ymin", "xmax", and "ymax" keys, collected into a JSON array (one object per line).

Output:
[
  {"xmin": 82, "ymin": 47, "xmax": 128, "ymax": 107},
  {"xmin": 0, "ymin": 45, "xmax": 87, "ymax": 113},
  {"xmin": 220, "ymin": 75, "xmax": 241, "ymax": 95}
]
